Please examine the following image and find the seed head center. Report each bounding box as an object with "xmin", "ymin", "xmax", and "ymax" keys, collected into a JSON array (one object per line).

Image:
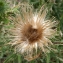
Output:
[{"xmin": 24, "ymin": 25, "xmax": 42, "ymax": 43}]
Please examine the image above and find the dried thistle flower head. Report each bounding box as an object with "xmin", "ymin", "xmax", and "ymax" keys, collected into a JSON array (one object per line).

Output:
[{"xmin": 9, "ymin": 4, "xmax": 57, "ymax": 61}]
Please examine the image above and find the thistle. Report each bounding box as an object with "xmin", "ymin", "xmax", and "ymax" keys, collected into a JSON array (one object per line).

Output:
[{"xmin": 9, "ymin": 4, "xmax": 57, "ymax": 61}]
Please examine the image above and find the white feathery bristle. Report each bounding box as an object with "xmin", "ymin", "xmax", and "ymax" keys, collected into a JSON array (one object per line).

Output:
[{"xmin": 33, "ymin": 15, "xmax": 38, "ymax": 29}]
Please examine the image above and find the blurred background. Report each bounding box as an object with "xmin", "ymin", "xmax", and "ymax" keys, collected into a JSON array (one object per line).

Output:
[{"xmin": 0, "ymin": 0, "xmax": 63, "ymax": 63}]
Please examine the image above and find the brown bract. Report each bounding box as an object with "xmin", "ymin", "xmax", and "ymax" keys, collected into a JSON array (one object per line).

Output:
[{"xmin": 21, "ymin": 21, "xmax": 43, "ymax": 44}]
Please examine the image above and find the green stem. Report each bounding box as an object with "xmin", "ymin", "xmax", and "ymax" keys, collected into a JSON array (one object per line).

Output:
[
  {"xmin": 46, "ymin": 53, "xmax": 50, "ymax": 63},
  {"xmin": 18, "ymin": 54, "xmax": 21, "ymax": 63}
]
